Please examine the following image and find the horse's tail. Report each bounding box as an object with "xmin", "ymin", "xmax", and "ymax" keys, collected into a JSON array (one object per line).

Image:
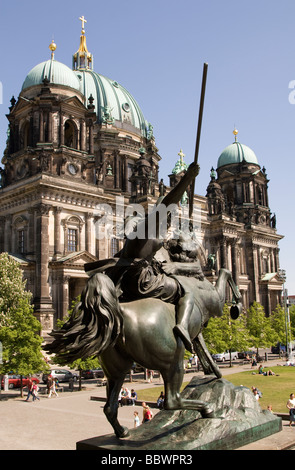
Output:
[{"xmin": 44, "ymin": 273, "xmax": 124, "ymax": 364}]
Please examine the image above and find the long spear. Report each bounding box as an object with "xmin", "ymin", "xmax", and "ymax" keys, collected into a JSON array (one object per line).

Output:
[{"xmin": 189, "ymin": 62, "xmax": 208, "ymax": 219}]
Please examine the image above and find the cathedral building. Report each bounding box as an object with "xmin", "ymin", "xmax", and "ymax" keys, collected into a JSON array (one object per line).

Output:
[{"xmin": 0, "ymin": 19, "xmax": 283, "ymax": 334}]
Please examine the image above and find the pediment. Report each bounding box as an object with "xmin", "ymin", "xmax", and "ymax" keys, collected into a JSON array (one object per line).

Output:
[
  {"xmin": 62, "ymin": 95, "xmax": 86, "ymax": 110},
  {"xmin": 9, "ymin": 97, "xmax": 32, "ymax": 115},
  {"xmin": 51, "ymin": 250, "xmax": 98, "ymax": 267},
  {"xmin": 217, "ymin": 169, "xmax": 235, "ymax": 178},
  {"xmin": 260, "ymin": 272, "xmax": 283, "ymax": 285}
]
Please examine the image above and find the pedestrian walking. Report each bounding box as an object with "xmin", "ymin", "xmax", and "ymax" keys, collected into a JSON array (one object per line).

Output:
[
  {"xmin": 48, "ymin": 378, "xmax": 58, "ymax": 398},
  {"xmin": 32, "ymin": 381, "xmax": 40, "ymax": 401},
  {"xmin": 46, "ymin": 375, "xmax": 53, "ymax": 395},
  {"xmin": 286, "ymin": 393, "xmax": 295, "ymax": 427},
  {"xmin": 25, "ymin": 377, "xmax": 34, "ymax": 402}
]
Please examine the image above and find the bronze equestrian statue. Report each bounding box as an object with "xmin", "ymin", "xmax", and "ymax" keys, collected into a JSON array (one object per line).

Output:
[{"xmin": 45, "ymin": 162, "xmax": 242, "ymax": 439}]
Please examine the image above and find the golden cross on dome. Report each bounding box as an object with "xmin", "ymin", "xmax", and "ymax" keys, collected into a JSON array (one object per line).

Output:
[
  {"xmin": 79, "ymin": 15, "xmax": 87, "ymax": 32},
  {"xmin": 178, "ymin": 149, "xmax": 185, "ymax": 163}
]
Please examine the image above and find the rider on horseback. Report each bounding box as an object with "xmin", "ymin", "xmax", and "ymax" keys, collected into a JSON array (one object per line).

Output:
[{"xmin": 89, "ymin": 162, "xmax": 202, "ymax": 353}]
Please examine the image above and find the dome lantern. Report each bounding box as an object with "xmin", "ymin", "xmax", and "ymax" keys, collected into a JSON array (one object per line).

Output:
[{"xmin": 73, "ymin": 15, "xmax": 93, "ymax": 71}]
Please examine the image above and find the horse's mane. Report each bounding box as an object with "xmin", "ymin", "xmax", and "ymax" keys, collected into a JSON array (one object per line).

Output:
[{"xmin": 45, "ymin": 273, "xmax": 124, "ymax": 364}]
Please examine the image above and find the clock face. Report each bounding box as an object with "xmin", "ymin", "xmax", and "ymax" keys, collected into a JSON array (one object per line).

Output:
[{"xmin": 68, "ymin": 164, "xmax": 77, "ymax": 175}]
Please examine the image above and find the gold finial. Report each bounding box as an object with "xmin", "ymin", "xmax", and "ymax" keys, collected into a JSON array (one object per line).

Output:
[
  {"xmin": 49, "ymin": 39, "xmax": 57, "ymax": 59},
  {"xmin": 73, "ymin": 16, "xmax": 93, "ymax": 70},
  {"xmin": 79, "ymin": 15, "xmax": 87, "ymax": 34},
  {"xmin": 77, "ymin": 16, "xmax": 89, "ymax": 53},
  {"xmin": 178, "ymin": 149, "xmax": 185, "ymax": 163},
  {"xmin": 233, "ymin": 127, "xmax": 238, "ymax": 142}
]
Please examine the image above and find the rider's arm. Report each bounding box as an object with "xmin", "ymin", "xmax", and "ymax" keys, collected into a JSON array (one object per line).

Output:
[
  {"xmin": 161, "ymin": 261, "xmax": 203, "ymax": 276},
  {"xmin": 160, "ymin": 162, "xmax": 200, "ymax": 208}
]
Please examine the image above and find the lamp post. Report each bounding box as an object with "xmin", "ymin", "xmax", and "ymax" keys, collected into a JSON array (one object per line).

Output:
[{"xmin": 279, "ymin": 269, "xmax": 292, "ymax": 360}]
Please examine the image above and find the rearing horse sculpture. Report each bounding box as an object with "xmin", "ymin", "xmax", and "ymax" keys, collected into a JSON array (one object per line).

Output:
[
  {"xmin": 45, "ymin": 266, "xmax": 241, "ymax": 438},
  {"xmin": 45, "ymin": 162, "xmax": 242, "ymax": 438}
]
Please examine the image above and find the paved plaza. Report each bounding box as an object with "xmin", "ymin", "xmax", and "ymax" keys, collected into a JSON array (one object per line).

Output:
[{"xmin": 1, "ymin": 363, "xmax": 295, "ymax": 451}]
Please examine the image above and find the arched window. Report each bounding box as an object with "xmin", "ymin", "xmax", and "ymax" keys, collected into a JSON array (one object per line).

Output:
[
  {"xmin": 62, "ymin": 215, "xmax": 84, "ymax": 254},
  {"xmin": 64, "ymin": 120, "xmax": 77, "ymax": 149},
  {"xmin": 13, "ymin": 216, "xmax": 28, "ymax": 254}
]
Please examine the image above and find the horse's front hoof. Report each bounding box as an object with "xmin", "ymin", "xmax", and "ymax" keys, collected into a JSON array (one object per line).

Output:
[{"xmin": 116, "ymin": 426, "xmax": 130, "ymax": 439}]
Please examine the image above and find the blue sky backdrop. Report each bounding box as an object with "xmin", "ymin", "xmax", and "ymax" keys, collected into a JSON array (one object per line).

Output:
[{"xmin": 0, "ymin": 0, "xmax": 294, "ymax": 292}]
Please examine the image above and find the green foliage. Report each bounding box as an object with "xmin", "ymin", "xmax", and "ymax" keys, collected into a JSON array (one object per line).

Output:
[
  {"xmin": 0, "ymin": 253, "xmax": 47, "ymax": 378},
  {"xmin": 203, "ymin": 301, "xmax": 288, "ymax": 358},
  {"xmin": 289, "ymin": 305, "xmax": 295, "ymax": 338},
  {"xmin": 203, "ymin": 304, "xmax": 250, "ymax": 354},
  {"xmin": 270, "ymin": 304, "xmax": 290, "ymax": 345},
  {"xmin": 246, "ymin": 301, "xmax": 278, "ymax": 352},
  {"xmin": 0, "ymin": 253, "xmax": 32, "ymax": 326}
]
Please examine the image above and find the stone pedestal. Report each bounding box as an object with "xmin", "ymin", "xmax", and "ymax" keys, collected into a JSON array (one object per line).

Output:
[{"xmin": 77, "ymin": 376, "xmax": 282, "ymax": 451}]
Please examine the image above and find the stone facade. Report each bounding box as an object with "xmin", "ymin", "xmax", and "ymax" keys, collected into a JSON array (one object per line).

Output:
[{"xmin": 0, "ymin": 31, "xmax": 284, "ymax": 334}]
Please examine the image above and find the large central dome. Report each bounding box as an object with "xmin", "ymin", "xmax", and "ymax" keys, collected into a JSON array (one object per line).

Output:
[
  {"xmin": 74, "ymin": 69, "xmax": 148, "ymax": 135},
  {"xmin": 21, "ymin": 29, "xmax": 149, "ymax": 138}
]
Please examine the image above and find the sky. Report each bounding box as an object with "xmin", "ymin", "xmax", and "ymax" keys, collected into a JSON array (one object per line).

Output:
[{"xmin": 0, "ymin": 0, "xmax": 294, "ymax": 292}]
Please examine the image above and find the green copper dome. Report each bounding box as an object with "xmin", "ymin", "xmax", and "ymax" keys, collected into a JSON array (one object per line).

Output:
[
  {"xmin": 217, "ymin": 141, "xmax": 259, "ymax": 169},
  {"xmin": 22, "ymin": 59, "xmax": 81, "ymax": 92},
  {"xmin": 21, "ymin": 26, "xmax": 150, "ymax": 138},
  {"xmin": 74, "ymin": 69, "xmax": 148, "ymax": 136}
]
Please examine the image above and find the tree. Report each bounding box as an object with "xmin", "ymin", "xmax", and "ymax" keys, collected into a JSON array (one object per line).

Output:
[
  {"xmin": 246, "ymin": 301, "xmax": 278, "ymax": 356},
  {"xmin": 0, "ymin": 253, "xmax": 48, "ymax": 395},
  {"xmin": 0, "ymin": 253, "xmax": 32, "ymax": 326},
  {"xmin": 270, "ymin": 304, "xmax": 291, "ymax": 347},
  {"xmin": 203, "ymin": 304, "xmax": 250, "ymax": 365},
  {"xmin": 289, "ymin": 305, "xmax": 295, "ymax": 340}
]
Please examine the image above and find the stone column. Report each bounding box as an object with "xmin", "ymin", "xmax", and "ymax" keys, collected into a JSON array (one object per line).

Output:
[
  {"xmin": 60, "ymin": 113, "xmax": 65, "ymax": 146},
  {"xmin": 220, "ymin": 237, "xmax": 228, "ymax": 269},
  {"xmin": 251, "ymin": 243, "xmax": 260, "ymax": 303},
  {"xmin": 39, "ymin": 110, "xmax": 44, "ymax": 142},
  {"xmin": 27, "ymin": 208, "xmax": 35, "ymax": 255},
  {"xmin": 85, "ymin": 212, "xmax": 92, "ymax": 253},
  {"xmin": 230, "ymin": 239, "xmax": 238, "ymax": 284},
  {"xmin": 274, "ymin": 247, "xmax": 280, "ymax": 272},
  {"xmin": 114, "ymin": 151, "xmax": 120, "ymax": 189},
  {"xmin": 33, "ymin": 203, "xmax": 54, "ymax": 330},
  {"xmin": 89, "ymin": 122, "xmax": 94, "ymax": 155},
  {"xmin": 80, "ymin": 119, "xmax": 86, "ymax": 151},
  {"xmin": 61, "ymin": 275, "xmax": 70, "ymax": 321},
  {"xmin": 123, "ymin": 155, "xmax": 128, "ymax": 192},
  {"xmin": 54, "ymin": 206, "xmax": 62, "ymax": 256},
  {"xmin": 0, "ymin": 216, "xmax": 5, "ymax": 252},
  {"xmin": 4, "ymin": 215, "xmax": 12, "ymax": 252},
  {"xmin": 48, "ymin": 111, "xmax": 52, "ymax": 142}
]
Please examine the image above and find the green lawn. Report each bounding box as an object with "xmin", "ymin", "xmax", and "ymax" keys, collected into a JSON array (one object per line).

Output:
[
  {"xmin": 136, "ymin": 366, "xmax": 295, "ymax": 414},
  {"xmin": 225, "ymin": 366, "xmax": 295, "ymax": 413}
]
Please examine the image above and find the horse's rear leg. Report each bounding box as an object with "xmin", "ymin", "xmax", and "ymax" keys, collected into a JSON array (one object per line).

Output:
[{"xmin": 162, "ymin": 342, "xmax": 214, "ymax": 418}]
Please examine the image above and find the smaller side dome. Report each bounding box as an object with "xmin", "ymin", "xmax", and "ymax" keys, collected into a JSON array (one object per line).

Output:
[
  {"xmin": 217, "ymin": 141, "xmax": 259, "ymax": 169},
  {"xmin": 22, "ymin": 60, "xmax": 81, "ymax": 92}
]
